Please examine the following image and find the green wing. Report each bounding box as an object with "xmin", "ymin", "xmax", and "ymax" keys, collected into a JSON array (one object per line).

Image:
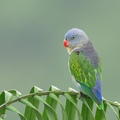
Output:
[{"xmin": 69, "ymin": 50, "xmax": 102, "ymax": 88}]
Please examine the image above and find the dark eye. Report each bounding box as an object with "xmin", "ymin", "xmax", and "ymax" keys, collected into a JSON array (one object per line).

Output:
[{"xmin": 71, "ymin": 36, "xmax": 75, "ymax": 40}]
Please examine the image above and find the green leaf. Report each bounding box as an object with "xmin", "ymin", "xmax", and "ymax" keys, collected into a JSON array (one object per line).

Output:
[
  {"xmin": 81, "ymin": 98, "xmax": 95, "ymax": 120},
  {"xmin": 65, "ymin": 88, "xmax": 83, "ymax": 120},
  {"xmin": 8, "ymin": 89, "xmax": 21, "ymax": 99},
  {"xmin": 49, "ymin": 85, "xmax": 61, "ymax": 92},
  {"xmin": 0, "ymin": 91, "xmax": 12, "ymax": 115},
  {"xmin": 103, "ymin": 101, "xmax": 107, "ymax": 113},
  {"xmin": 95, "ymin": 107, "xmax": 106, "ymax": 120},
  {"xmin": 43, "ymin": 85, "xmax": 60, "ymax": 120},
  {"xmin": 0, "ymin": 91, "xmax": 12, "ymax": 104},
  {"xmin": 34, "ymin": 95, "xmax": 58, "ymax": 120},
  {"xmin": 64, "ymin": 93, "xmax": 83, "ymax": 120},
  {"xmin": 114, "ymin": 102, "xmax": 120, "ymax": 119},
  {"xmin": 46, "ymin": 85, "xmax": 60, "ymax": 109},
  {"xmin": 84, "ymin": 97, "xmax": 94, "ymax": 110},
  {"xmin": 20, "ymin": 99, "xmax": 43, "ymax": 120},
  {"xmin": 24, "ymin": 86, "xmax": 43, "ymax": 120},
  {"xmin": 118, "ymin": 105, "xmax": 120, "ymax": 119},
  {"xmin": 105, "ymin": 101, "xmax": 119, "ymax": 119},
  {"xmin": 6, "ymin": 106, "xmax": 26, "ymax": 120},
  {"xmin": 118, "ymin": 109, "xmax": 120, "ymax": 119},
  {"xmin": 49, "ymin": 93, "xmax": 68, "ymax": 120},
  {"xmin": 0, "ymin": 114, "xmax": 7, "ymax": 120}
]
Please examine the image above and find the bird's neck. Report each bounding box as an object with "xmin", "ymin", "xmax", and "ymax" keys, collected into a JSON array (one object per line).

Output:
[{"xmin": 67, "ymin": 43, "xmax": 85, "ymax": 55}]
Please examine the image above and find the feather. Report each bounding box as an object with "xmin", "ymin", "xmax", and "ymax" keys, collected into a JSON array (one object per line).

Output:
[{"xmin": 69, "ymin": 41, "xmax": 103, "ymax": 109}]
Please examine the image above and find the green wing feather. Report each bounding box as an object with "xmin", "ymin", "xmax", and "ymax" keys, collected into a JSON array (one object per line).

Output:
[{"xmin": 69, "ymin": 50, "xmax": 102, "ymax": 88}]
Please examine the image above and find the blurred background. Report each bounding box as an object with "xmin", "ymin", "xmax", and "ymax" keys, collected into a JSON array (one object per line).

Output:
[{"xmin": 0, "ymin": 0, "xmax": 120, "ymax": 119}]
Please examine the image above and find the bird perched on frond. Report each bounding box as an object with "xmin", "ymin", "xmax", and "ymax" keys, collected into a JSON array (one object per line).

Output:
[{"xmin": 63, "ymin": 28, "xmax": 103, "ymax": 109}]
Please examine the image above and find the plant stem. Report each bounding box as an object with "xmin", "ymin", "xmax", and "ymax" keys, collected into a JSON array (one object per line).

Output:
[
  {"xmin": 103, "ymin": 98, "xmax": 120, "ymax": 108},
  {"xmin": 0, "ymin": 91, "xmax": 119, "ymax": 110}
]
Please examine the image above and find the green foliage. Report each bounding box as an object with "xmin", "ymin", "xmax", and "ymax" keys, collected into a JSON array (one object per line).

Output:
[{"xmin": 0, "ymin": 86, "xmax": 120, "ymax": 120}]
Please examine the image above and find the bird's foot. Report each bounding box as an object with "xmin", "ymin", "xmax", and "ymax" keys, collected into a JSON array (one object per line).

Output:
[{"xmin": 79, "ymin": 92, "xmax": 90, "ymax": 99}]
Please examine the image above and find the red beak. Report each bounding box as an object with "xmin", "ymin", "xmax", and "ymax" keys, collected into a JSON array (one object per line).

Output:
[{"xmin": 63, "ymin": 40, "xmax": 68, "ymax": 48}]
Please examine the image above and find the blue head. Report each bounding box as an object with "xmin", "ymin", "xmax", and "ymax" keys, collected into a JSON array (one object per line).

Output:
[{"xmin": 64, "ymin": 28, "xmax": 89, "ymax": 54}]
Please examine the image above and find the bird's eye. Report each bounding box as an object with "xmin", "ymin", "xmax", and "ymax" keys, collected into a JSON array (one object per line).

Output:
[{"xmin": 71, "ymin": 36, "xmax": 75, "ymax": 40}]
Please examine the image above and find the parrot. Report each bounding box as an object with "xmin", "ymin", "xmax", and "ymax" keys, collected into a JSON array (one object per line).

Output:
[{"xmin": 63, "ymin": 28, "xmax": 103, "ymax": 109}]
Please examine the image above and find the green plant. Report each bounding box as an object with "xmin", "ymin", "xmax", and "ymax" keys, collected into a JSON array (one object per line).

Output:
[{"xmin": 0, "ymin": 86, "xmax": 119, "ymax": 120}]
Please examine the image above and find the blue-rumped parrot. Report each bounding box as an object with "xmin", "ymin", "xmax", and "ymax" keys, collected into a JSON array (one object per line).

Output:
[{"xmin": 63, "ymin": 28, "xmax": 103, "ymax": 109}]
